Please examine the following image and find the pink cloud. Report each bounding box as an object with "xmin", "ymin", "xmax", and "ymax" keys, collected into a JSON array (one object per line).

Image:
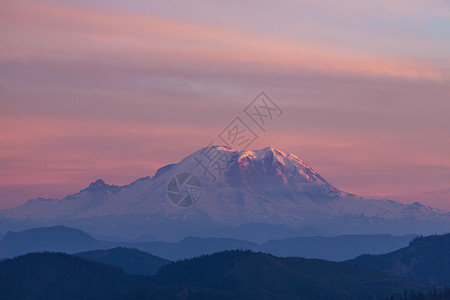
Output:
[
  {"xmin": 1, "ymin": 1, "xmax": 446, "ymax": 80},
  {"xmin": 0, "ymin": 0, "xmax": 449, "ymax": 210}
]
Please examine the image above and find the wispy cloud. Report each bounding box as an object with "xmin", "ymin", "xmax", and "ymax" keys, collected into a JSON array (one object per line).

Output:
[
  {"xmin": 1, "ymin": 1, "xmax": 448, "ymax": 79},
  {"xmin": 0, "ymin": 0, "xmax": 449, "ymax": 209}
]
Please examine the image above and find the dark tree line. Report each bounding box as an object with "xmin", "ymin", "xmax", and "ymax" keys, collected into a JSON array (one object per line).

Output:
[{"xmin": 381, "ymin": 287, "xmax": 450, "ymax": 300}]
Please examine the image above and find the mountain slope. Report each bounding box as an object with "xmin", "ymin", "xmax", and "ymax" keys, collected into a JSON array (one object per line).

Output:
[
  {"xmin": 347, "ymin": 233, "xmax": 450, "ymax": 285},
  {"xmin": 152, "ymin": 250, "xmax": 423, "ymax": 299},
  {"xmin": 1, "ymin": 146, "xmax": 448, "ymax": 239},
  {"xmin": 130, "ymin": 234, "xmax": 416, "ymax": 261},
  {"xmin": 131, "ymin": 236, "xmax": 258, "ymax": 261},
  {"xmin": 75, "ymin": 247, "xmax": 170, "ymax": 276},
  {"xmin": 0, "ymin": 225, "xmax": 259, "ymax": 260},
  {"xmin": 0, "ymin": 251, "xmax": 425, "ymax": 300},
  {"xmin": 260, "ymin": 234, "xmax": 416, "ymax": 261},
  {"xmin": 0, "ymin": 225, "xmax": 417, "ymax": 261},
  {"xmin": 0, "ymin": 225, "xmax": 105, "ymax": 258},
  {"xmin": 0, "ymin": 252, "xmax": 141, "ymax": 300}
]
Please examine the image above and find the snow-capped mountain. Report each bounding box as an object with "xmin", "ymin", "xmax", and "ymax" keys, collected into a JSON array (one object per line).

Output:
[{"xmin": 0, "ymin": 146, "xmax": 448, "ymax": 240}]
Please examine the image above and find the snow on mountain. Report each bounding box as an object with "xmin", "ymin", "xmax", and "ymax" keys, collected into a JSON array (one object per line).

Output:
[{"xmin": 0, "ymin": 146, "xmax": 448, "ymax": 239}]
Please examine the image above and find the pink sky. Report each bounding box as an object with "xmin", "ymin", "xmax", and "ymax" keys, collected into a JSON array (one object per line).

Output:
[{"xmin": 1, "ymin": 0, "xmax": 449, "ymax": 210}]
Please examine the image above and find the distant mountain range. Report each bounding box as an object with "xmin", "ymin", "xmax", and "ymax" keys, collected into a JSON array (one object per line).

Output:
[
  {"xmin": 0, "ymin": 225, "xmax": 415, "ymax": 261},
  {"xmin": 151, "ymin": 250, "xmax": 422, "ymax": 300},
  {"xmin": 0, "ymin": 250, "xmax": 423, "ymax": 300},
  {"xmin": 1, "ymin": 146, "xmax": 448, "ymax": 240},
  {"xmin": 1, "ymin": 231, "xmax": 448, "ymax": 299},
  {"xmin": 348, "ymin": 233, "xmax": 450, "ymax": 286},
  {"xmin": 75, "ymin": 247, "xmax": 170, "ymax": 276},
  {"xmin": 0, "ymin": 225, "xmax": 104, "ymax": 257}
]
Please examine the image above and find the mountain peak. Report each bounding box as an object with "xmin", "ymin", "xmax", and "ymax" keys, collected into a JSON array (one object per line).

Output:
[
  {"xmin": 88, "ymin": 179, "xmax": 108, "ymax": 189},
  {"xmin": 213, "ymin": 145, "xmax": 233, "ymax": 151},
  {"xmin": 199, "ymin": 145, "xmax": 286, "ymax": 155},
  {"xmin": 84, "ymin": 179, "xmax": 121, "ymax": 194},
  {"xmin": 247, "ymin": 147, "xmax": 289, "ymax": 160},
  {"xmin": 1, "ymin": 146, "xmax": 449, "ymax": 240},
  {"xmin": 237, "ymin": 147, "xmax": 306, "ymax": 171},
  {"xmin": 261, "ymin": 146, "xmax": 279, "ymax": 153}
]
